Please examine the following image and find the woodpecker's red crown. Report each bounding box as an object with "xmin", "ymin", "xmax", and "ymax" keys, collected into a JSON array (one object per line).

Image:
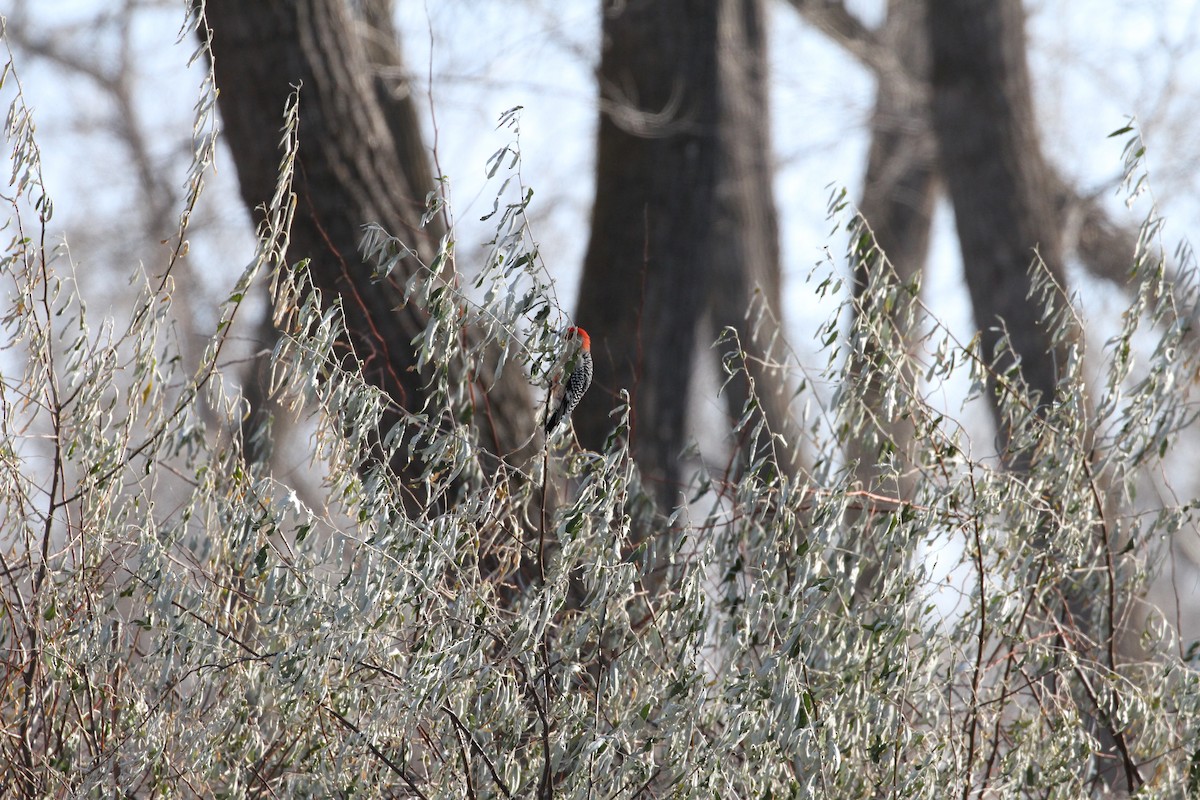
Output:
[{"xmin": 566, "ymin": 326, "xmax": 591, "ymax": 351}]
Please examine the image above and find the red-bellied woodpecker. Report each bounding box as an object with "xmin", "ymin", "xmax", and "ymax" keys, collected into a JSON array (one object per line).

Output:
[{"xmin": 545, "ymin": 326, "xmax": 592, "ymax": 434}]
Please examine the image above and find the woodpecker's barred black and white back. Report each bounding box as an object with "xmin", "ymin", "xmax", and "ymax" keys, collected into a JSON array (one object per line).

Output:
[{"xmin": 545, "ymin": 327, "xmax": 593, "ymax": 434}]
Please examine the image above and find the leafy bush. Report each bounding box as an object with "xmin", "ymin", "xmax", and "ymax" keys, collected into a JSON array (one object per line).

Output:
[{"xmin": 2, "ymin": 30, "xmax": 1198, "ymax": 800}]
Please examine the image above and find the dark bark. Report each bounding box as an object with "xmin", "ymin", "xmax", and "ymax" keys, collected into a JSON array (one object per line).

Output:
[
  {"xmin": 575, "ymin": 0, "xmax": 797, "ymax": 509},
  {"xmin": 574, "ymin": 0, "xmax": 717, "ymax": 505},
  {"xmin": 845, "ymin": 0, "xmax": 937, "ymax": 599},
  {"xmin": 353, "ymin": 0, "xmax": 447, "ymax": 246},
  {"xmin": 706, "ymin": 0, "xmax": 802, "ymax": 480},
  {"xmin": 929, "ymin": 3, "xmax": 1139, "ymax": 792},
  {"xmin": 855, "ymin": 2, "xmax": 936, "ymax": 295},
  {"xmin": 204, "ymin": 0, "xmax": 534, "ymax": 505},
  {"xmin": 784, "ymin": 0, "xmax": 1151, "ymax": 300},
  {"xmin": 927, "ymin": 0, "xmax": 1069, "ymax": 444}
]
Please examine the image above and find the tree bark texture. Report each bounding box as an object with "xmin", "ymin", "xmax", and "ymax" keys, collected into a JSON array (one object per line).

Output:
[
  {"xmin": 855, "ymin": 3, "xmax": 936, "ymax": 293},
  {"xmin": 707, "ymin": 0, "xmax": 803, "ymax": 481},
  {"xmin": 785, "ymin": 0, "xmax": 1146, "ymax": 302},
  {"xmin": 927, "ymin": 0, "xmax": 1069, "ymax": 439},
  {"xmin": 203, "ymin": 0, "xmax": 534, "ymax": 501},
  {"xmin": 845, "ymin": 0, "xmax": 937, "ymax": 600},
  {"xmin": 928, "ymin": 2, "xmax": 1141, "ymax": 792},
  {"xmin": 575, "ymin": 0, "xmax": 798, "ymax": 508}
]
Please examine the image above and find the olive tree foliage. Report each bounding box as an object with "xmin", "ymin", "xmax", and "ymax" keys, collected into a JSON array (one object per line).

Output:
[{"xmin": 3, "ymin": 18, "xmax": 1200, "ymax": 800}]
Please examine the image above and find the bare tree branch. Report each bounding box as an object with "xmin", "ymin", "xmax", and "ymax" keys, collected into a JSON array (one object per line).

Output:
[
  {"xmin": 783, "ymin": 0, "xmax": 1150, "ymax": 294},
  {"xmin": 6, "ymin": 0, "xmax": 176, "ymax": 235}
]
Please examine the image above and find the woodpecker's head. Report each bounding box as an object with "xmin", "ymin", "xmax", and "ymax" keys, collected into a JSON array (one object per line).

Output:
[{"xmin": 565, "ymin": 326, "xmax": 591, "ymax": 351}]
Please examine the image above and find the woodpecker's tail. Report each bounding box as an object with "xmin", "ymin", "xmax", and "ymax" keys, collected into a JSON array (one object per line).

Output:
[{"xmin": 544, "ymin": 403, "xmax": 566, "ymax": 434}]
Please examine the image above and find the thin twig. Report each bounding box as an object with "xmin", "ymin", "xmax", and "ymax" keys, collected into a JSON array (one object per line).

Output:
[
  {"xmin": 321, "ymin": 704, "xmax": 431, "ymax": 800},
  {"xmin": 443, "ymin": 704, "xmax": 513, "ymax": 799},
  {"xmin": 961, "ymin": 468, "xmax": 987, "ymax": 800}
]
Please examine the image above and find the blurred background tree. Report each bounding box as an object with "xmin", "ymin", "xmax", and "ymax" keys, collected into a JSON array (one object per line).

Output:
[{"xmin": 3, "ymin": 0, "xmax": 1200, "ymax": 796}]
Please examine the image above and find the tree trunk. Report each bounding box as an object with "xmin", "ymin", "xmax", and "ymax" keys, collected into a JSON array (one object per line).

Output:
[
  {"xmin": 706, "ymin": 0, "xmax": 802, "ymax": 482},
  {"xmin": 783, "ymin": 0, "xmax": 1148, "ymax": 303},
  {"xmin": 927, "ymin": 0, "xmax": 1069, "ymax": 445},
  {"xmin": 352, "ymin": 0, "xmax": 447, "ymax": 246},
  {"xmin": 204, "ymin": 0, "xmax": 535, "ymax": 506},
  {"xmin": 928, "ymin": 2, "xmax": 1139, "ymax": 792},
  {"xmin": 855, "ymin": 4, "xmax": 936, "ymax": 296},
  {"xmin": 845, "ymin": 0, "xmax": 937, "ymax": 600},
  {"xmin": 575, "ymin": 0, "xmax": 797, "ymax": 509}
]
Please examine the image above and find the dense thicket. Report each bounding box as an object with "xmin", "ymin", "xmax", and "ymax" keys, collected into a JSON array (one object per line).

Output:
[{"xmin": 1, "ymin": 3, "xmax": 1199, "ymax": 798}]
